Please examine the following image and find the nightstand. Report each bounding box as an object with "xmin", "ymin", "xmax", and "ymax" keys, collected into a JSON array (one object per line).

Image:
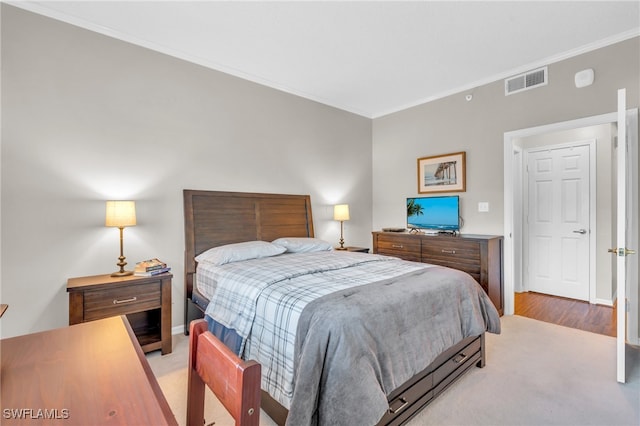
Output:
[
  {"xmin": 345, "ymin": 246, "xmax": 370, "ymax": 253},
  {"xmin": 67, "ymin": 272, "xmax": 172, "ymax": 354}
]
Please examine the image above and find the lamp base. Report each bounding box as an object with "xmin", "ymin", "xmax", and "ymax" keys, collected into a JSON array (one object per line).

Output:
[
  {"xmin": 335, "ymin": 247, "xmax": 347, "ymax": 251},
  {"xmin": 112, "ymin": 251, "xmax": 132, "ymax": 277}
]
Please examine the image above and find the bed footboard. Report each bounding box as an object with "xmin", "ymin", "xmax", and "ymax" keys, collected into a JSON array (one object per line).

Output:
[{"xmin": 187, "ymin": 320, "xmax": 261, "ymax": 426}]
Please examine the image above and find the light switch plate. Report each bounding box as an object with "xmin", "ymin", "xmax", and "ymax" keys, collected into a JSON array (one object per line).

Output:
[{"xmin": 478, "ymin": 202, "xmax": 489, "ymax": 212}]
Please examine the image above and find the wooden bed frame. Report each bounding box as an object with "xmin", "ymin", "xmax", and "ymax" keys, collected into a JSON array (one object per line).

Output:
[
  {"xmin": 183, "ymin": 189, "xmax": 485, "ymax": 426},
  {"xmin": 183, "ymin": 189, "xmax": 315, "ymax": 333},
  {"xmin": 187, "ymin": 319, "xmax": 261, "ymax": 426}
]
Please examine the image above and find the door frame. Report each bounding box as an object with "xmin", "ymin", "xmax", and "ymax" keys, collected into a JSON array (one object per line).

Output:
[
  {"xmin": 503, "ymin": 109, "xmax": 639, "ymax": 322},
  {"xmin": 523, "ymin": 140, "xmax": 596, "ymax": 301}
]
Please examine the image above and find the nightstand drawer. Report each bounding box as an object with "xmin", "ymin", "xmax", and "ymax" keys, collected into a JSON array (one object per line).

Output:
[{"xmin": 84, "ymin": 282, "xmax": 161, "ymax": 321}]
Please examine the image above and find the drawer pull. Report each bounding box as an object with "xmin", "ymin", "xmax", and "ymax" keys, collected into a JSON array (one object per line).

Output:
[
  {"xmin": 441, "ymin": 249, "xmax": 456, "ymax": 254},
  {"xmin": 453, "ymin": 353, "xmax": 468, "ymax": 364},
  {"xmin": 113, "ymin": 297, "xmax": 137, "ymax": 305},
  {"xmin": 391, "ymin": 244, "xmax": 404, "ymax": 249},
  {"xmin": 388, "ymin": 397, "xmax": 409, "ymax": 414}
]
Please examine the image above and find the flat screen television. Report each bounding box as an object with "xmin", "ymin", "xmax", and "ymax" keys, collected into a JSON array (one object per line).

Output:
[{"xmin": 407, "ymin": 195, "xmax": 460, "ymax": 232}]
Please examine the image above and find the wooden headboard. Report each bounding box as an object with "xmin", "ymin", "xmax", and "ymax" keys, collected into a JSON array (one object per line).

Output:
[{"xmin": 183, "ymin": 190, "xmax": 315, "ymax": 329}]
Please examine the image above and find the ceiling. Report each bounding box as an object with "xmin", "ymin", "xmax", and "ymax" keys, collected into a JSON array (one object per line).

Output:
[{"xmin": 10, "ymin": 1, "xmax": 640, "ymax": 118}]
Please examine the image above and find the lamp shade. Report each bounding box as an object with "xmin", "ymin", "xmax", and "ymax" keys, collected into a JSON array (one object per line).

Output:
[
  {"xmin": 105, "ymin": 200, "xmax": 136, "ymax": 227},
  {"xmin": 333, "ymin": 204, "xmax": 350, "ymax": 221}
]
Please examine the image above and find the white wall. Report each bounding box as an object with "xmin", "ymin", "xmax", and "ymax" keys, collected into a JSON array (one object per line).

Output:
[{"xmin": 0, "ymin": 5, "xmax": 372, "ymax": 338}]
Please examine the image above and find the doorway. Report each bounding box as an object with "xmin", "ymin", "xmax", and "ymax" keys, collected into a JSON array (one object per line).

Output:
[
  {"xmin": 503, "ymin": 109, "xmax": 639, "ymax": 346},
  {"xmin": 514, "ymin": 125, "xmax": 609, "ymax": 306}
]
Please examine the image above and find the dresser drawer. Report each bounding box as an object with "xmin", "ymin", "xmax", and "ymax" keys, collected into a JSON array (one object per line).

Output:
[
  {"xmin": 421, "ymin": 239, "xmax": 481, "ymax": 278},
  {"xmin": 375, "ymin": 234, "xmax": 421, "ymax": 261},
  {"xmin": 84, "ymin": 282, "xmax": 161, "ymax": 321}
]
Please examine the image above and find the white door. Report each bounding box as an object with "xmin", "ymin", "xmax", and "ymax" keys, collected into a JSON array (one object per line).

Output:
[
  {"xmin": 527, "ymin": 144, "xmax": 591, "ymax": 300},
  {"xmin": 614, "ymin": 89, "xmax": 638, "ymax": 383}
]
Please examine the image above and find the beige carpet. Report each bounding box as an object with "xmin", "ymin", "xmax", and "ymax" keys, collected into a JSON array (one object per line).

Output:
[{"xmin": 147, "ymin": 315, "xmax": 640, "ymax": 426}]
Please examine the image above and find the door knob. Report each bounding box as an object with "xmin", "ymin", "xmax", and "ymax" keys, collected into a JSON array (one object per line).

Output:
[
  {"xmin": 608, "ymin": 248, "xmax": 637, "ymax": 256},
  {"xmin": 573, "ymin": 229, "xmax": 587, "ymax": 234}
]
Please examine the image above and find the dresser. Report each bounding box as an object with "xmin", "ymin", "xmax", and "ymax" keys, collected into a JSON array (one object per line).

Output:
[
  {"xmin": 67, "ymin": 272, "xmax": 172, "ymax": 354},
  {"xmin": 372, "ymin": 231, "xmax": 503, "ymax": 315}
]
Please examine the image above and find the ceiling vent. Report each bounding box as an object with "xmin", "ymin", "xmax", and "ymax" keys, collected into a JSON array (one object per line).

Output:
[{"xmin": 505, "ymin": 66, "xmax": 548, "ymax": 96}]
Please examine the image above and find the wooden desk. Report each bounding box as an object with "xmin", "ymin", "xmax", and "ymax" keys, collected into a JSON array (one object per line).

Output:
[{"xmin": 0, "ymin": 316, "xmax": 177, "ymax": 425}]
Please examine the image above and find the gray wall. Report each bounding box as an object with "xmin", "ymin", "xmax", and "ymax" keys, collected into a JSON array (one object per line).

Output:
[
  {"xmin": 372, "ymin": 37, "xmax": 639, "ymax": 309},
  {"xmin": 372, "ymin": 37, "xmax": 639, "ymax": 234},
  {"xmin": 0, "ymin": 5, "xmax": 372, "ymax": 338},
  {"xmin": 2, "ymin": 4, "xmax": 638, "ymax": 339}
]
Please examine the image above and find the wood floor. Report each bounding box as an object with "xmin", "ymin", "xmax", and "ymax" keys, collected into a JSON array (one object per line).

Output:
[{"xmin": 515, "ymin": 291, "xmax": 616, "ymax": 337}]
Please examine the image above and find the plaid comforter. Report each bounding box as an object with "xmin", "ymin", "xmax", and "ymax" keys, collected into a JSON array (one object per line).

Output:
[{"xmin": 203, "ymin": 251, "xmax": 430, "ymax": 408}]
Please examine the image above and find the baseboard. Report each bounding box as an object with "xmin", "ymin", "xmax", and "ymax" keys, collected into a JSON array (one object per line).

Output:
[
  {"xmin": 595, "ymin": 297, "xmax": 614, "ymax": 307},
  {"xmin": 172, "ymin": 325, "xmax": 185, "ymax": 336}
]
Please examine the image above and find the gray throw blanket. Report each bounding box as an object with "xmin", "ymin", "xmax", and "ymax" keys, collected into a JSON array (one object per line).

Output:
[{"xmin": 286, "ymin": 266, "xmax": 501, "ymax": 426}]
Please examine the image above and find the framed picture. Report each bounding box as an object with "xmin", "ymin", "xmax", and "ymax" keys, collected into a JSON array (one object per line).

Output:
[{"xmin": 417, "ymin": 151, "xmax": 466, "ymax": 193}]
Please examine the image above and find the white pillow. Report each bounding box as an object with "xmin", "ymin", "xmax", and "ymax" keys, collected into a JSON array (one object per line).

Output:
[
  {"xmin": 272, "ymin": 237, "xmax": 334, "ymax": 253},
  {"xmin": 195, "ymin": 241, "xmax": 285, "ymax": 266}
]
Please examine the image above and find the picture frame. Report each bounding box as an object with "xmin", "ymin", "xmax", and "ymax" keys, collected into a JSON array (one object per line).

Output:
[{"xmin": 417, "ymin": 151, "xmax": 466, "ymax": 193}]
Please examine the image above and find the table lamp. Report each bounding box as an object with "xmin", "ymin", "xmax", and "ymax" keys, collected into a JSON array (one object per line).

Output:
[
  {"xmin": 105, "ymin": 200, "xmax": 136, "ymax": 277},
  {"xmin": 333, "ymin": 204, "xmax": 350, "ymax": 250}
]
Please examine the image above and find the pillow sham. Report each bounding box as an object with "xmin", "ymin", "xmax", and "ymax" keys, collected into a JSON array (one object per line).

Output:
[
  {"xmin": 272, "ymin": 237, "xmax": 334, "ymax": 253},
  {"xmin": 195, "ymin": 240, "xmax": 285, "ymax": 266}
]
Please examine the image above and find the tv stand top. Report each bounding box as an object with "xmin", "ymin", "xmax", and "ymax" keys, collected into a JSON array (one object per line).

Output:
[
  {"xmin": 408, "ymin": 227, "xmax": 458, "ymax": 236},
  {"xmin": 376, "ymin": 230, "xmax": 502, "ymax": 240}
]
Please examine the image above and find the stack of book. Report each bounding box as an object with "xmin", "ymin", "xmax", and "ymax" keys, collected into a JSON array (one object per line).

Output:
[{"xmin": 134, "ymin": 258, "xmax": 171, "ymax": 277}]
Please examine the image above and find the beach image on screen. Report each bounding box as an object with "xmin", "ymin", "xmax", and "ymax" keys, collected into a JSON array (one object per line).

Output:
[{"xmin": 407, "ymin": 196, "xmax": 459, "ymax": 230}]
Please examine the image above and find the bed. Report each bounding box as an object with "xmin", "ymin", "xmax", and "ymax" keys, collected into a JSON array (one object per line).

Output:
[{"xmin": 183, "ymin": 189, "xmax": 500, "ymax": 426}]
